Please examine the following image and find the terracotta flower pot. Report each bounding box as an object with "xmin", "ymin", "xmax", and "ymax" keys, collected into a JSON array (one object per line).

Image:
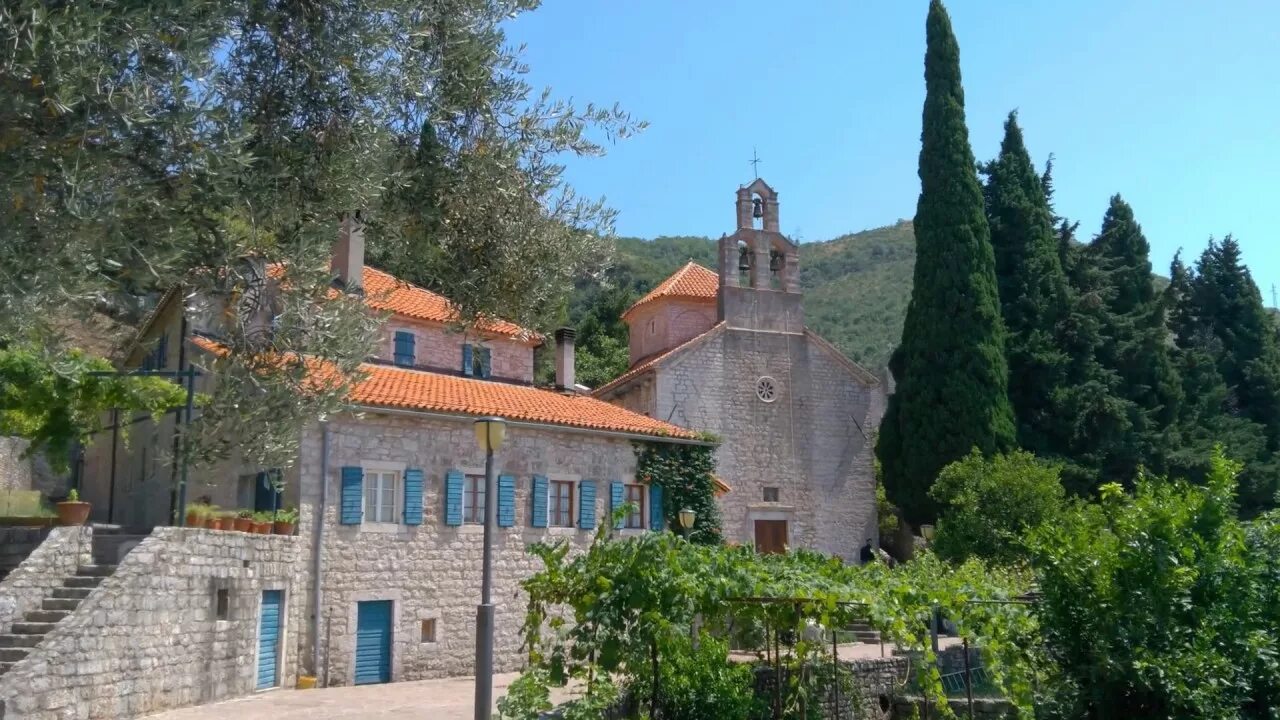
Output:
[
  {"xmin": 233, "ymin": 517, "xmax": 254, "ymax": 532},
  {"xmin": 273, "ymin": 521, "xmax": 295, "ymax": 536},
  {"xmin": 185, "ymin": 511, "xmax": 200, "ymax": 527},
  {"xmin": 253, "ymin": 521, "xmax": 271, "ymax": 534},
  {"xmin": 201, "ymin": 516, "xmax": 217, "ymax": 529},
  {"xmin": 55, "ymin": 501, "xmax": 91, "ymax": 526}
]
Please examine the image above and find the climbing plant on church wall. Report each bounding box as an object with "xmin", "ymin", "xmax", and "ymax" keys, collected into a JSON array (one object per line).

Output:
[{"xmin": 636, "ymin": 440, "xmax": 722, "ymax": 544}]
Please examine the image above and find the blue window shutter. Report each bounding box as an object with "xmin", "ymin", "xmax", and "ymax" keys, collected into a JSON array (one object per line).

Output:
[
  {"xmin": 340, "ymin": 467, "xmax": 363, "ymax": 525},
  {"xmin": 497, "ymin": 475, "xmax": 516, "ymax": 527},
  {"xmin": 578, "ymin": 481, "xmax": 596, "ymax": 530},
  {"xmin": 480, "ymin": 348, "xmax": 493, "ymax": 378},
  {"xmin": 444, "ymin": 470, "xmax": 464, "ymax": 526},
  {"xmin": 610, "ymin": 481, "xmax": 625, "ymax": 529},
  {"xmin": 530, "ymin": 475, "xmax": 548, "ymax": 528},
  {"xmin": 402, "ymin": 468, "xmax": 424, "ymax": 525},
  {"xmin": 462, "ymin": 344, "xmax": 474, "ymax": 377},
  {"xmin": 649, "ymin": 484, "xmax": 664, "ymax": 531},
  {"xmin": 393, "ymin": 331, "xmax": 415, "ymax": 367}
]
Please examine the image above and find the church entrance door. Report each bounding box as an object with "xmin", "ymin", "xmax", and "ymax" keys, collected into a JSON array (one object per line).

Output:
[{"xmin": 754, "ymin": 520, "xmax": 788, "ymax": 554}]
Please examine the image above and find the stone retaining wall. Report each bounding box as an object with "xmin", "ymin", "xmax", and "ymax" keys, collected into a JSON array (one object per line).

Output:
[
  {"xmin": 0, "ymin": 526, "xmax": 89, "ymax": 632},
  {"xmin": 0, "ymin": 527, "xmax": 303, "ymax": 720},
  {"xmin": 892, "ymin": 696, "xmax": 1016, "ymax": 719},
  {"xmin": 0, "ymin": 527, "xmax": 53, "ymax": 582}
]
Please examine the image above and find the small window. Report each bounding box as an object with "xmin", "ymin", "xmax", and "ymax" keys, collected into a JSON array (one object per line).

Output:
[
  {"xmin": 466, "ymin": 344, "xmax": 493, "ymax": 379},
  {"xmin": 215, "ymin": 588, "xmax": 230, "ymax": 620},
  {"xmin": 649, "ymin": 319, "xmax": 656, "ymax": 335},
  {"xmin": 363, "ymin": 470, "xmax": 399, "ymax": 523},
  {"xmin": 463, "ymin": 474, "xmax": 486, "ymax": 524},
  {"xmin": 420, "ymin": 618, "xmax": 437, "ymax": 643},
  {"xmin": 393, "ymin": 330, "xmax": 416, "ymax": 367},
  {"xmin": 763, "ymin": 487, "xmax": 780, "ymax": 502},
  {"xmin": 549, "ymin": 480, "xmax": 574, "ymax": 528},
  {"xmin": 624, "ymin": 484, "xmax": 645, "ymax": 529}
]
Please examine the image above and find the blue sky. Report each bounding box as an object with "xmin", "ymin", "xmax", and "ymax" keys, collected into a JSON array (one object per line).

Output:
[{"xmin": 507, "ymin": 0, "xmax": 1279, "ymax": 299}]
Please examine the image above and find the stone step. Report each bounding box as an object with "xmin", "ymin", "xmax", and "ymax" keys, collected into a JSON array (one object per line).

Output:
[
  {"xmin": 75, "ymin": 564, "xmax": 117, "ymax": 577},
  {"xmin": 24, "ymin": 609, "xmax": 69, "ymax": 624},
  {"xmin": 51, "ymin": 587, "xmax": 91, "ymax": 600},
  {"xmin": 0, "ymin": 660, "xmax": 14, "ymax": 675},
  {"xmin": 42, "ymin": 597, "xmax": 81, "ymax": 612},
  {"xmin": 0, "ymin": 647, "xmax": 29, "ymax": 662},
  {"xmin": 10, "ymin": 622, "xmax": 56, "ymax": 635},
  {"xmin": 62, "ymin": 575, "xmax": 103, "ymax": 589},
  {"xmin": 0, "ymin": 634, "xmax": 42, "ymax": 648}
]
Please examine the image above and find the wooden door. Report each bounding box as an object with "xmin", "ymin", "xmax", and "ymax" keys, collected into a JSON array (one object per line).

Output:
[{"xmin": 754, "ymin": 520, "xmax": 788, "ymax": 554}]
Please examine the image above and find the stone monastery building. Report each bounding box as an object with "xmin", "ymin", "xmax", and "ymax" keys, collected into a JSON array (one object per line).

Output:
[{"xmin": 0, "ymin": 179, "xmax": 881, "ymax": 718}]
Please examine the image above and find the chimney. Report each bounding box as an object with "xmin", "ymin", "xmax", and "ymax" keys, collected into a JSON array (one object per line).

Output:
[
  {"xmin": 554, "ymin": 327, "xmax": 576, "ymax": 390},
  {"xmin": 332, "ymin": 212, "xmax": 365, "ymax": 292}
]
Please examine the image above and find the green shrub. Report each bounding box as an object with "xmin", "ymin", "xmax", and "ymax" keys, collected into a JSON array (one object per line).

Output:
[
  {"xmin": 930, "ymin": 449, "xmax": 1066, "ymax": 565},
  {"xmin": 627, "ymin": 634, "xmax": 761, "ymax": 720}
]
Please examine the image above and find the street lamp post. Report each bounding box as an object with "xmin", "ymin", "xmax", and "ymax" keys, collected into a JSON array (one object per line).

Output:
[
  {"xmin": 678, "ymin": 508, "xmax": 696, "ymax": 538},
  {"xmin": 473, "ymin": 417, "xmax": 506, "ymax": 720}
]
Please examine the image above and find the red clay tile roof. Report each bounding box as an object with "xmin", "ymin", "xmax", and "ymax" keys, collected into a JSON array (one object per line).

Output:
[
  {"xmin": 190, "ymin": 335, "xmax": 696, "ymax": 440},
  {"xmin": 621, "ymin": 262, "xmax": 719, "ymax": 320},
  {"xmin": 592, "ymin": 322, "xmax": 725, "ymax": 398}
]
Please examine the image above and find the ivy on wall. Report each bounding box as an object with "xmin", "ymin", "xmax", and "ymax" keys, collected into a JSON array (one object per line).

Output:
[{"xmin": 635, "ymin": 440, "xmax": 722, "ymax": 544}]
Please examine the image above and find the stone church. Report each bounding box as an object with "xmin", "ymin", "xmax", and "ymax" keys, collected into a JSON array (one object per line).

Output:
[{"xmin": 595, "ymin": 178, "xmax": 884, "ymax": 560}]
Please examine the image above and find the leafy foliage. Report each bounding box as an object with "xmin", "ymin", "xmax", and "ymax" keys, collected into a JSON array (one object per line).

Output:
[
  {"xmin": 877, "ymin": 0, "xmax": 1016, "ymax": 525},
  {"xmin": 515, "ymin": 527, "xmax": 1039, "ymax": 718},
  {"xmin": 0, "ymin": 344, "xmax": 190, "ymax": 469},
  {"xmin": 1029, "ymin": 449, "xmax": 1280, "ymax": 718},
  {"xmin": 930, "ymin": 450, "xmax": 1066, "ymax": 565},
  {"xmin": 635, "ymin": 441, "xmax": 722, "ymax": 544},
  {"xmin": 626, "ymin": 634, "xmax": 763, "ymax": 720}
]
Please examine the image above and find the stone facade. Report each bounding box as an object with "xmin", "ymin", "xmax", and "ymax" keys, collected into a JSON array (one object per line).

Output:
[
  {"xmin": 625, "ymin": 300, "xmax": 717, "ymax": 367},
  {"xmin": 295, "ymin": 411, "xmax": 649, "ymax": 685},
  {"xmin": 0, "ymin": 527, "xmax": 90, "ymax": 634},
  {"xmin": 0, "ymin": 528, "xmax": 302, "ymax": 720},
  {"xmin": 598, "ymin": 178, "xmax": 884, "ymax": 561},
  {"xmin": 377, "ymin": 317, "xmax": 535, "ymax": 382},
  {"xmin": 0, "ymin": 527, "xmax": 52, "ymax": 582}
]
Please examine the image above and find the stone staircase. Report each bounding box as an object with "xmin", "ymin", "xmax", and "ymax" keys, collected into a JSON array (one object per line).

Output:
[
  {"xmin": 0, "ymin": 563, "xmax": 117, "ymax": 677},
  {"xmin": 0, "ymin": 529, "xmax": 147, "ymax": 678},
  {"xmin": 846, "ymin": 619, "xmax": 884, "ymax": 645}
]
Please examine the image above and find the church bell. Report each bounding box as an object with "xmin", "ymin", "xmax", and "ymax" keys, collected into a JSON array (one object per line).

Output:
[
  {"xmin": 752, "ymin": 197, "xmax": 764, "ymax": 219},
  {"xmin": 738, "ymin": 245, "xmax": 752, "ymax": 272}
]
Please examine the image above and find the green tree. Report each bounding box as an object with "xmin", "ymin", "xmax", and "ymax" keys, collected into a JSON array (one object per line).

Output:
[
  {"xmin": 981, "ymin": 112, "xmax": 1071, "ymax": 458},
  {"xmin": 877, "ymin": 0, "xmax": 1015, "ymax": 524},
  {"xmin": 1, "ymin": 0, "xmax": 640, "ymax": 470},
  {"xmin": 1086, "ymin": 196, "xmax": 1182, "ymax": 481},
  {"xmin": 1030, "ymin": 450, "xmax": 1280, "ymax": 718},
  {"xmin": 930, "ymin": 449, "xmax": 1066, "ymax": 566}
]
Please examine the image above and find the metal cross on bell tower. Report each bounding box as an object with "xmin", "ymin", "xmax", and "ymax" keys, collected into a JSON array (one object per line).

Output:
[{"xmin": 749, "ymin": 147, "xmax": 762, "ymax": 179}]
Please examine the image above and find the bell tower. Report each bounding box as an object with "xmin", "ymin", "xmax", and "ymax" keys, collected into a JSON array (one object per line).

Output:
[{"xmin": 717, "ymin": 178, "xmax": 803, "ymax": 331}]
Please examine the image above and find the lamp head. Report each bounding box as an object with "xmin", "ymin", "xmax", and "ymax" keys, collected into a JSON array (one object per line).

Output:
[
  {"xmin": 678, "ymin": 508, "xmax": 696, "ymax": 530},
  {"xmin": 473, "ymin": 416, "xmax": 507, "ymax": 453}
]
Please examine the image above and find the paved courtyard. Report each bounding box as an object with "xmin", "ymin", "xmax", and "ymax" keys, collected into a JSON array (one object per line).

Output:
[{"xmin": 143, "ymin": 673, "xmax": 573, "ymax": 720}]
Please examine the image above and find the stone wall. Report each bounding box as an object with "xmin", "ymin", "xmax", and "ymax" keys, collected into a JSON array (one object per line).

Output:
[
  {"xmin": 0, "ymin": 437, "xmax": 32, "ymax": 492},
  {"xmin": 0, "ymin": 526, "xmax": 90, "ymax": 633},
  {"xmin": 652, "ymin": 326, "xmax": 880, "ymax": 561},
  {"xmin": 295, "ymin": 412, "xmax": 646, "ymax": 685},
  {"xmin": 0, "ymin": 527, "xmax": 53, "ymax": 582},
  {"xmin": 378, "ymin": 318, "xmax": 535, "ymax": 382},
  {"xmin": 752, "ymin": 657, "xmax": 909, "ymax": 719},
  {"xmin": 0, "ymin": 528, "xmax": 303, "ymax": 720},
  {"xmin": 626, "ymin": 299, "xmax": 717, "ymax": 366},
  {"xmin": 892, "ymin": 697, "xmax": 1016, "ymax": 719}
]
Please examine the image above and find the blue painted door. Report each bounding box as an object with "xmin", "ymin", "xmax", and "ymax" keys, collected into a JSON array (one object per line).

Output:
[
  {"xmin": 355, "ymin": 600, "xmax": 392, "ymax": 685},
  {"xmin": 257, "ymin": 590, "xmax": 283, "ymax": 690}
]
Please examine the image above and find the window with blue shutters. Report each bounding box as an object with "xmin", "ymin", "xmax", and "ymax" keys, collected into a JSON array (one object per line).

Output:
[
  {"xmin": 609, "ymin": 481, "xmax": 625, "ymax": 529},
  {"xmin": 497, "ymin": 475, "xmax": 516, "ymax": 527},
  {"xmin": 530, "ymin": 475, "xmax": 549, "ymax": 528},
  {"xmin": 649, "ymin": 484, "xmax": 665, "ymax": 531},
  {"xmin": 461, "ymin": 344, "xmax": 474, "ymax": 377},
  {"xmin": 340, "ymin": 466, "xmax": 363, "ymax": 524},
  {"xmin": 479, "ymin": 348, "xmax": 492, "ymax": 378},
  {"xmin": 393, "ymin": 331, "xmax": 416, "ymax": 367},
  {"xmin": 402, "ymin": 468, "xmax": 424, "ymax": 525},
  {"xmin": 578, "ymin": 480, "xmax": 597, "ymax": 530},
  {"xmin": 444, "ymin": 470, "xmax": 464, "ymax": 526}
]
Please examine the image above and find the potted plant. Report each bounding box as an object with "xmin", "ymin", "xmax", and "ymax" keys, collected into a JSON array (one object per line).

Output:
[
  {"xmin": 233, "ymin": 509, "xmax": 254, "ymax": 532},
  {"xmin": 55, "ymin": 489, "xmax": 91, "ymax": 526},
  {"xmin": 273, "ymin": 507, "xmax": 299, "ymax": 535},
  {"xmin": 202, "ymin": 505, "xmax": 222, "ymax": 529},
  {"xmin": 220, "ymin": 511, "xmax": 238, "ymax": 531},
  {"xmin": 184, "ymin": 503, "xmax": 207, "ymax": 527},
  {"xmin": 252, "ymin": 511, "xmax": 273, "ymax": 534}
]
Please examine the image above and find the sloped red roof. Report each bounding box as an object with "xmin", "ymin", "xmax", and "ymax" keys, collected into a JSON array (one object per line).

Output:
[
  {"xmin": 622, "ymin": 262, "xmax": 719, "ymax": 320},
  {"xmin": 361, "ymin": 267, "xmax": 533, "ymax": 341},
  {"xmin": 189, "ymin": 335, "xmax": 696, "ymax": 439}
]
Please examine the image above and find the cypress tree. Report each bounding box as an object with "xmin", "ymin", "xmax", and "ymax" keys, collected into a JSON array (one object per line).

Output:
[
  {"xmin": 877, "ymin": 0, "xmax": 1015, "ymax": 524},
  {"xmin": 1087, "ymin": 196, "xmax": 1183, "ymax": 479},
  {"xmin": 981, "ymin": 112, "xmax": 1070, "ymax": 456}
]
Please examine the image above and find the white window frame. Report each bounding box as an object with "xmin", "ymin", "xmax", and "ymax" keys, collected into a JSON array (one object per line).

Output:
[
  {"xmin": 361, "ymin": 461, "xmax": 403, "ymax": 525},
  {"xmin": 549, "ymin": 479, "xmax": 575, "ymax": 528},
  {"xmin": 623, "ymin": 483, "xmax": 645, "ymax": 530},
  {"xmin": 463, "ymin": 473, "xmax": 486, "ymax": 525}
]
